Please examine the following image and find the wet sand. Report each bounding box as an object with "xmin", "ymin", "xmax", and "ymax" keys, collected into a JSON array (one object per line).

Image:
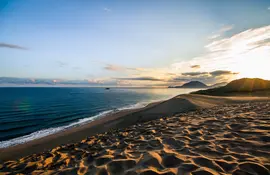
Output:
[{"xmin": 0, "ymin": 94, "xmax": 269, "ymax": 174}]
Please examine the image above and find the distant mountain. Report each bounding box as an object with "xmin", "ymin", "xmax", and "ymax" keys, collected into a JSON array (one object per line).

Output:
[
  {"xmin": 193, "ymin": 78, "xmax": 270, "ymax": 96},
  {"xmin": 209, "ymin": 82, "xmax": 227, "ymax": 88},
  {"xmin": 169, "ymin": 81, "xmax": 208, "ymax": 88}
]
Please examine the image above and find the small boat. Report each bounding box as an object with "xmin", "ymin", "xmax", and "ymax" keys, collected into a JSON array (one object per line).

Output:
[{"xmin": 105, "ymin": 88, "xmax": 110, "ymax": 90}]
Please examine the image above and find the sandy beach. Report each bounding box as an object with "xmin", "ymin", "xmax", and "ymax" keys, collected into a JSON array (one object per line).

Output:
[{"xmin": 0, "ymin": 94, "xmax": 270, "ymax": 174}]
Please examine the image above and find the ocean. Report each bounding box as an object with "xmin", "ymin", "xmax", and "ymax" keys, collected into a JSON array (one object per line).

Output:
[{"xmin": 0, "ymin": 87, "xmax": 197, "ymax": 148}]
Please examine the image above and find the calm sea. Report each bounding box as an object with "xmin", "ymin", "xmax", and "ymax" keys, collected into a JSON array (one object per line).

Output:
[{"xmin": 0, "ymin": 87, "xmax": 197, "ymax": 148}]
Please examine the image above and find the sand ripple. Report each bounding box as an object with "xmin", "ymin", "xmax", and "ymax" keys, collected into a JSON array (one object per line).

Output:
[{"xmin": 1, "ymin": 102, "xmax": 270, "ymax": 175}]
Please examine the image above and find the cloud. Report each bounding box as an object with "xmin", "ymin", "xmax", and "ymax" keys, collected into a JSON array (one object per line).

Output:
[
  {"xmin": 182, "ymin": 72, "xmax": 208, "ymax": 76},
  {"xmin": 170, "ymin": 75, "xmax": 230, "ymax": 85},
  {"xmin": 0, "ymin": 43, "xmax": 28, "ymax": 50},
  {"xmin": 209, "ymin": 25, "xmax": 234, "ymax": 39},
  {"xmin": 103, "ymin": 25, "xmax": 270, "ymax": 86},
  {"xmin": 268, "ymin": 7, "xmax": 270, "ymax": 10},
  {"xmin": 0, "ymin": 77, "xmax": 116, "ymax": 86},
  {"xmin": 181, "ymin": 25, "xmax": 270, "ymax": 80},
  {"xmin": 103, "ymin": 64, "xmax": 148, "ymax": 73},
  {"xmin": 104, "ymin": 64, "xmax": 124, "ymax": 71},
  {"xmin": 205, "ymin": 25, "xmax": 270, "ymax": 53},
  {"xmin": 72, "ymin": 66, "xmax": 81, "ymax": 70},
  {"xmin": 209, "ymin": 34, "xmax": 221, "ymax": 40},
  {"xmin": 210, "ymin": 70, "xmax": 238, "ymax": 76},
  {"xmin": 170, "ymin": 77, "xmax": 188, "ymax": 82},
  {"xmin": 57, "ymin": 61, "xmax": 68, "ymax": 67},
  {"xmin": 115, "ymin": 69, "xmax": 237, "ymax": 84},
  {"xmin": 167, "ymin": 73, "xmax": 177, "ymax": 76},
  {"xmin": 219, "ymin": 25, "xmax": 234, "ymax": 33},
  {"xmin": 169, "ymin": 69, "xmax": 237, "ymax": 84},
  {"xmin": 103, "ymin": 7, "xmax": 111, "ymax": 12},
  {"xmin": 180, "ymin": 70, "xmax": 238, "ymax": 78},
  {"xmin": 116, "ymin": 77, "xmax": 162, "ymax": 81},
  {"xmin": 190, "ymin": 65, "xmax": 200, "ymax": 69}
]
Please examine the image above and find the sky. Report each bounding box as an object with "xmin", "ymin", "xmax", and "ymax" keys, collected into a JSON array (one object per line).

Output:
[{"xmin": 0, "ymin": 0, "xmax": 270, "ymax": 86}]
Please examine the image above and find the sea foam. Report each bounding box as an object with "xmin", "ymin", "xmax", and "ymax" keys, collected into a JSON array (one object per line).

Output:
[{"xmin": 0, "ymin": 101, "xmax": 149, "ymax": 148}]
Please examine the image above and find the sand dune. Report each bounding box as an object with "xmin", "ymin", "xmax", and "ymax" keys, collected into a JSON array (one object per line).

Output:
[
  {"xmin": 1, "ymin": 100, "xmax": 270, "ymax": 174},
  {"xmin": 1, "ymin": 94, "xmax": 268, "ymax": 162}
]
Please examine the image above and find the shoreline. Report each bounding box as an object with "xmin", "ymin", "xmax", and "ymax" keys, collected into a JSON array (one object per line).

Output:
[
  {"xmin": 0, "ymin": 99, "xmax": 158, "ymax": 149},
  {"xmin": 0, "ymin": 100, "xmax": 164, "ymax": 162},
  {"xmin": 0, "ymin": 94, "xmax": 269, "ymax": 162}
]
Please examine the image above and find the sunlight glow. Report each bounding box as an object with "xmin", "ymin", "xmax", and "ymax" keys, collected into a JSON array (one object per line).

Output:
[{"xmin": 232, "ymin": 47, "xmax": 270, "ymax": 80}]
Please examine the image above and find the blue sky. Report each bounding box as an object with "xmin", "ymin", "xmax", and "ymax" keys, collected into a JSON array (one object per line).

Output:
[{"xmin": 1, "ymin": 0, "xmax": 270, "ymax": 86}]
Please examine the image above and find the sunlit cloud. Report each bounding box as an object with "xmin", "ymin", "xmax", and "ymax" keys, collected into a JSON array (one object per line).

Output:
[
  {"xmin": 0, "ymin": 43, "xmax": 28, "ymax": 50},
  {"xmin": 171, "ymin": 25, "xmax": 270, "ymax": 81},
  {"xmin": 111, "ymin": 69, "xmax": 238, "ymax": 86},
  {"xmin": 125, "ymin": 25, "xmax": 270, "ymax": 86},
  {"xmin": 182, "ymin": 72, "xmax": 208, "ymax": 76},
  {"xmin": 209, "ymin": 34, "xmax": 221, "ymax": 40},
  {"xmin": 208, "ymin": 25, "xmax": 234, "ymax": 40},
  {"xmin": 104, "ymin": 64, "xmax": 124, "ymax": 71},
  {"xmin": 3, "ymin": 24, "xmax": 268, "ymax": 87},
  {"xmin": 115, "ymin": 77, "xmax": 162, "ymax": 81},
  {"xmin": 203, "ymin": 25, "xmax": 270, "ymax": 79},
  {"xmin": 103, "ymin": 24, "xmax": 269, "ymax": 86},
  {"xmin": 104, "ymin": 64, "xmax": 149, "ymax": 73},
  {"xmin": 219, "ymin": 25, "xmax": 234, "ymax": 33}
]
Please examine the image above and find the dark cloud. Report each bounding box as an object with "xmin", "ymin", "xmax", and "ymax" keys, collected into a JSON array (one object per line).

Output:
[
  {"xmin": 182, "ymin": 72, "xmax": 208, "ymax": 76},
  {"xmin": 170, "ymin": 76, "xmax": 212, "ymax": 82},
  {"xmin": 0, "ymin": 43, "xmax": 28, "ymax": 50},
  {"xmin": 210, "ymin": 70, "xmax": 238, "ymax": 76},
  {"xmin": 116, "ymin": 77, "xmax": 162, "ymax": 81},
  {"xmin": 169, "ymin": 70, "xmax": 238, "ymax": 85},
  {"xmin": 191, "ymin": 65, "xmax": 200, "ymax": 69},
  {"xmin": 170, "ymin": 77, "xmax": 188, "ymax": 81},
  {"xmin": 180, "ymin": 70, "xmax": 238, "ymax": 77}
]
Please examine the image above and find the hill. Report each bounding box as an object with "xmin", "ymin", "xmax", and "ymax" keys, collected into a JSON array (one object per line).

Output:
[
  {"xmin": 193, "ymin": 78, "xmax": 270, "ymax": 96},
  {"xmin": 209, "ymin": 82, "xmax": 227, "ymax": 88},
  {"xmin": 169, "ymin": 81, "xmax": 207, "ymax": 88}
]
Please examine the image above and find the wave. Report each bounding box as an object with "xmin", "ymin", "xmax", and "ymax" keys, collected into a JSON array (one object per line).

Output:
[
  {"xmin": 0, "ymin": 101, "xmax": 151, "ymax": 148},
  {"xmin": 0, "ymin": 123, "xmax": 39, "ymax": 132},
  {"xmin": 117, "ymin": 101, "xmax": 148, "ymax": 111}
]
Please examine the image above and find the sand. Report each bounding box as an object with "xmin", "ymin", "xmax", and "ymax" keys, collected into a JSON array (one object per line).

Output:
[{"xmin": 0, "ymin": 94, "xmax": 270, "ymax": 174}]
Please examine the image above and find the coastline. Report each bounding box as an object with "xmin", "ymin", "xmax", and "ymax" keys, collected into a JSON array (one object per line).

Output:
[
  {"xmin": 0, "ymin": 94, "xmax": 269, "ymax": 162},
  {"xmin": 0, "ymin": 100, "xmax": 164, "ymax": 162},
  {"xmin": 0, "ymin": 99, "xmax": 156, "ymax": 149}
]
